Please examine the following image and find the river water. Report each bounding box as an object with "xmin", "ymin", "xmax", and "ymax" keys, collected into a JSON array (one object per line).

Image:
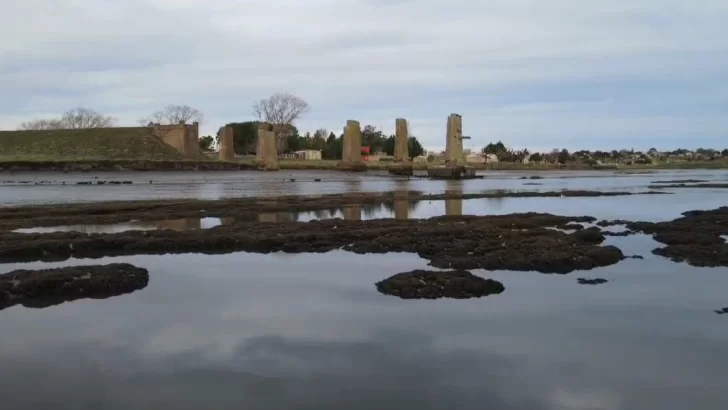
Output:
[{"xmin": 1, "ymin": 169, "xmax": 728, "ymax": 410}]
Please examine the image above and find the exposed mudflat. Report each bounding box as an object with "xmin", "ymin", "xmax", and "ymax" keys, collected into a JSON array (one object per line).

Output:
[
  {"xmin": 0, "ymin": 263, "xmax": 149, "ymax": 311},
  {"xmin": 375, "ymin": 270, "xmax": 505, "ymax": 299}
]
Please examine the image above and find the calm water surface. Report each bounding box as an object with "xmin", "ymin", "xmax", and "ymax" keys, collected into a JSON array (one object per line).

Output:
[{"xmin": 1, "ymin": 170, "xmax": 728, "ymax": 409}]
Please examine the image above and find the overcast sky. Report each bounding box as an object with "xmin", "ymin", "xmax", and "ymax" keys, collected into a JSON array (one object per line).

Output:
[{"xmin": 1, "ymin": 0, "xmax": 727, "ymax": 152}]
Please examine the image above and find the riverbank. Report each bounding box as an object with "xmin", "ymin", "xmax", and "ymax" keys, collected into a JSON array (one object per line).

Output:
[{"xmin": 1, "ymin": 158, "xmax": 727, "ymax": 172}]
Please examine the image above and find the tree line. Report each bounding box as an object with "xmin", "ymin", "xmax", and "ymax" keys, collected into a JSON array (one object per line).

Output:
[{"xmin": 482, "ymin": 141, "xmax": 728, "ymax": 164}]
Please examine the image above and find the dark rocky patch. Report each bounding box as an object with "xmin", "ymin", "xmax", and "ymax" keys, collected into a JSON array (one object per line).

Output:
[
  {"xmin": 562, "ymin": 223, "xmax": 585, "ymax": 230},
  {"xmin": 714, "ymin": 307, "xmax": 728, "ymax": 315},
  {"xmin": 375, "ymin": 270, "xmax": 504, "ymax": 299},
  {"xmin": 0, "ymin": 263, "xmax": 148, "ymax": 311},
  {"xmin": 0, "ymin": 212, "xmax": 624, "ymax": 273},
  {"xmin": 626, "ymin": 206, "xmax": 728, "ymax": 267},
  {"xmin": 577, "ymin": 278, "xmax": 608, "ymax": 285},
  {"xmin": 624, "ymin": 255, "xmax": 644, "ymax": 260},
  {"xmin": 522, "ymin": 182, "xmax": 543, "ymax": 185},
  {"xmin": 519, "ymin": 175, "xmax": 544, "ymax": 180},
  {"xmin": 597, "ymin": 219, "xmax": 630, "ymax": 227}
]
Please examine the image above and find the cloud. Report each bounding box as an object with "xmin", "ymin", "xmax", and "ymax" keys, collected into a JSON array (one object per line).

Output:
[{"xmin": 1, "ymin": 0, "xmax": 727, "ymax": 150}]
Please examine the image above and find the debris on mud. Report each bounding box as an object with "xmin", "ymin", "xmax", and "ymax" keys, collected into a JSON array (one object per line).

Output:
[
  {"xmin": 577, "ymin": 278, "xmax": 609, "ymax": 285},
  {"xmin": 651, "ymin": 179, "xmax": 710, "ymax": 184},
  {"xmin": 648, "ymin": 183, "xmax": 728, "ymax": 189},
  {"xmin": 0, "ymin": 263, "xmax": 149, "ymax": 311},
  {"xmin": 627, "ymin": 206, "xmax": 728, "ymax": 267},
  {"xmin": 375, "ymin": 270, "xmax": 505, "ymax": 299}
]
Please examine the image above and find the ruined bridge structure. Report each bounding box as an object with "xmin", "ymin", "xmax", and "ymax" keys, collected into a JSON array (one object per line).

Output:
[{"xmin": 216, "ymin": 114, "xmax": 469, "ymax": 175}]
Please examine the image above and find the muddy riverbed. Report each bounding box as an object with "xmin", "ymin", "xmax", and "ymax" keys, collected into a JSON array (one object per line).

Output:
[{"xmin": 1, "ymin": 169, "xmax": 728, "ymax": 410}]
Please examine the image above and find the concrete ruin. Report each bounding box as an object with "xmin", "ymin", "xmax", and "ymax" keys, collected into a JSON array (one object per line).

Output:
[
  {"xmin": 394, "ymin": 118, "xmax": 409, "ymax": 162},
  {"xmin": 342, "ymin": 120, "xmax": 362, "ymax": 164},
  {"xmin": 256, "ymin": 123, "xmax": 279, "ymax": 170},
  {"xmin": 219, "ymin": 126, "xmax": 235, "ymax": 162},
  {"xmin": 152, "ymin": 121, "xmax": 200, "ymax": 159},
  {"xmin": 444, "ymin": 114, "xmax": 463, "ymax": 164}
]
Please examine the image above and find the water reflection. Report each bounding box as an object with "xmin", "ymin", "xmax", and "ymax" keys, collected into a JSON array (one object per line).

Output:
[{"xmin": 15, "ymin": 217, "xmax": 222, "ymax": 234}]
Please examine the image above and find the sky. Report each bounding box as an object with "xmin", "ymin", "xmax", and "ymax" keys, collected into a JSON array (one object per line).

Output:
[{"xmin": 1, "ymin": 0, "xmax": 727, "ymax": 152}]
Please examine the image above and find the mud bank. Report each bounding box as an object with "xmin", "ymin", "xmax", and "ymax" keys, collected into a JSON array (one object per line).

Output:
[
  {"xmin": 627, "ymin": 206, "xmax": 728, "ymax": 267},
  {"xmin": 0, "ymin": 263, "xmax": 149, "ymax": 311},
  {"xmin": 0, "ymin": 190, "xmax": 667, "ymax": 231},
  {"xmin": 0, "ymin": 213, "xmax": 626, "ymax": 273},
  {"xmin": 375, "ymin": 270, "xmax": 505, "ymax": 299}
]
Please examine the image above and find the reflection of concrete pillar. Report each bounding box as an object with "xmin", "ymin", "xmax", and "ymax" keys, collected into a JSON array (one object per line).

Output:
[
  {"xmin": 258, "ymin": 212, "xmax": 279, "ymax": 222},
  {"xmin": 394, "ymin": 199, "xmax": 409, "ymax": 220},
  {"xmin": 155, "ymin": 218, "xmax": 201, "ymax": 230},
  {"xmin": 219, "ymin": 126, "xmax": 234, "ymax": 161},
  {"xmin": 342, "ymin": 205, "xmax": 361, "ymax": 221},
  {"xmin": 445, "ymin": 114, "xmax": 463, "ymax": 164},
  {"xmin": 394, "ymin": 118, "xmax": 409, "ymax": 162},
  {"xmin": 342, "ymin": 120, "xmax": 361, "ymax": 164},
  {"xmin": 445, "ymin": 198, "xmax": 462, "ymax": 216},
  {"xmin": 221, "ymin": 217, "xmax": 235, "ymax": 225}
]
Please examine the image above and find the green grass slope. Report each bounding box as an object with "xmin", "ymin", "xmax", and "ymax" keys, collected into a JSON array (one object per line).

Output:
[{"xmin": 0, "ymin": 127, "xmax": 185, "ymax": 161}]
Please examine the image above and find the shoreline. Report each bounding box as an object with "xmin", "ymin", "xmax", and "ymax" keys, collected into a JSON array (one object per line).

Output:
[{"xmin": 0, "ymin": 158, "xmax": 726, "ymax": 173}]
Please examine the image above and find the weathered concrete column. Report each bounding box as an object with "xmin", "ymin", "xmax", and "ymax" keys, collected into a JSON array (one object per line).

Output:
[
  {"xmin": 342, "ymin": 120, "xmax": 362, "ymax": 163},
  {"xmin": 445, "ymin": 114, "xmax": 463, "ymax": 164},
  {"xmin": 394, "ymin": 118, "xmax": 409, "ymax": 162},
  {"xmin": 394, "ymin": 199, "xmax": 409, "ymax": 220},
  {"xmin": 219, "ymin": 126, "xmax": 235, "ymax": 161},
  {"xmin": 256, "ymin": 124, "xmax": 278, "ymax": 170}
]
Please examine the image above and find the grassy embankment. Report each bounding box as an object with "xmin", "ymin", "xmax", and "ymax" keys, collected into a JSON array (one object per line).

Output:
[{"xmin": 0, "ymin": 128, "xmax": 249, "ymax": 170}]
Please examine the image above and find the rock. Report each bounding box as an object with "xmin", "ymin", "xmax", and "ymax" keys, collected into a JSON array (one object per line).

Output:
[
  {"xmin": 714, "ymin": 307, "xmax": 728, "ymax": 315},
  {"xmin": 0, "ymin": 263, "xmax": 149, "ymax": 311},
  {"xmin": 375, "ymin": 270, "xmax": 504, "ymax": 299},
  {"xmin": 577, "ymin": 278, "xmax": 608, "ymax": 285}
]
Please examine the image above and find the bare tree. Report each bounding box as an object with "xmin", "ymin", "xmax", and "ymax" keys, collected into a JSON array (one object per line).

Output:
[
  {"xmin": 19, "ymin": 118, "xmax": 64, "ymax": 130},
  {"xmin": 252, "ymin": 92, "xmax": 309, "ymax": 137},
  {"xmin": 143, "ymin": 104, "xmax": 204, "ymax": 125},
  {"xmin": 18, "ymin": 107, "xmax": 114, "ymax": 130},
  {"xmin": 59, "ymin": 107, "xmax": 115, "ymax": 129}
]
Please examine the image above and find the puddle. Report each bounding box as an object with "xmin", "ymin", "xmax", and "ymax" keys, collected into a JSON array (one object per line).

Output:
[
  {"xmin": 14, "ymin": 218, "xmax": 223, "ymax": 234},
  {"xmin": 723, "ymin": 236, "xmax": 728, "ymax": 243}
]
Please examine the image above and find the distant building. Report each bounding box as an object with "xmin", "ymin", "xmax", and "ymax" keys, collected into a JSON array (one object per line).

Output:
[{"xmin": 292, "ymin": 150, "xmax": 322, "ymax": 160}]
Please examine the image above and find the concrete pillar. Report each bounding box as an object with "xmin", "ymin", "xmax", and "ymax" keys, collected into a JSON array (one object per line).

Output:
[
  {"xmin": 445, "ymin": 113, "xmax": 463, "ymax": 164},
  {"xmin": 394, "ymin": 118, "xmax": 409, "ymax": 162},
  {"xmin": 219, "ymin": 126, "xmax": 235, "ymax": 161},
  {"xmin": 256, "ymin": 123, "xmax": 278, "ymax": 169},
  {"xmin": 342, "ymin": 120, "xmax": 361, "ymax": 164}
]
